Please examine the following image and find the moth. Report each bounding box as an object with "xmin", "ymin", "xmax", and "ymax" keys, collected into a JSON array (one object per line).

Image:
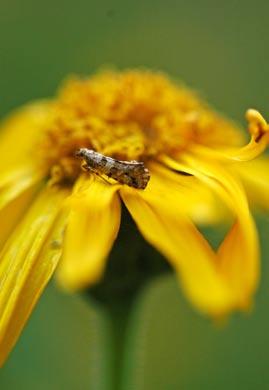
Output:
[{"xmin": 75, "ymin": 148, "xmax": 150, "ymax": 189}]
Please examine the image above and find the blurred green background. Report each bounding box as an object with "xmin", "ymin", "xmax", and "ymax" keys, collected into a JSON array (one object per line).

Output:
[{"xmin": 1, "ymin": 0, "xmax": 269, "ymax": 389}]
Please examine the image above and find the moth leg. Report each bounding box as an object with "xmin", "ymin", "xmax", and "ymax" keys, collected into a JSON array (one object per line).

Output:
[
  {"xmin": 95, "ymin": 172, "xmax": 113, "ymax": 185},
  {"xmin": 81, "ymin": 161, "xmax": 90, "ymax": 171},
  {"xmin": 88, "ymin": 167, "xmax": 114, "ymax": 185}
]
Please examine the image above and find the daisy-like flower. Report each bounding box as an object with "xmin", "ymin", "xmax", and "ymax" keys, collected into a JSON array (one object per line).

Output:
[{"xmin": 0, "ymin": 70, "xmax": 269, "ymax": 365}]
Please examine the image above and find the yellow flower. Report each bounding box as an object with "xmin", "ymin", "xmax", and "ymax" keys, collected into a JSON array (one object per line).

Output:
[{"xmin": 0, "ymin": 70, "xmax": 268, "ymax": 365}]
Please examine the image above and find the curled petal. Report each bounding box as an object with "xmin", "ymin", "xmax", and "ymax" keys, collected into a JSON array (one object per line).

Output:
[
  {"xmin": 185, "ymin": 109, "xmax": 269, "ymax": 162},
  {"xmin": 148, "ymin": 157, "xmax": 259, "ymax": 312},
  {"xmin": 120, "ymin": 183, "xmax": 235, "ymax": 316}
]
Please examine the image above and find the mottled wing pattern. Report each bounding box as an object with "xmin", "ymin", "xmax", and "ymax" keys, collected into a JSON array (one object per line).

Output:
[
  {"xmin": 106, "ymin": 160, "xmax": 150, "ymax": 189},
  {"xmin": 75, "ymin": 148, "xmax": 150, "ymax": 189}
]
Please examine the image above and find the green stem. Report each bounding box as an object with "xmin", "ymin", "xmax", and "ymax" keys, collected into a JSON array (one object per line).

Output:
[
  {"xmin": 106, "ymin": 299, "xmax": 134, "ymax": 390},
  {"xmin": 86, "ymin": 207, "xmax": 170, "ymax": 389}
]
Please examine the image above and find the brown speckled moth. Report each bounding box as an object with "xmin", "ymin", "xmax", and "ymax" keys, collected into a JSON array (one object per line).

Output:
[{"xmin": 75, "ymin": 148, "xmax": 150, "ymax": 189}]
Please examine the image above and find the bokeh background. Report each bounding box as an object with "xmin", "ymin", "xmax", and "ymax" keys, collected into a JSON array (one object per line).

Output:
[{"xmin": 1, "ymin": 0, "xmax": 269, "ymax": 389}]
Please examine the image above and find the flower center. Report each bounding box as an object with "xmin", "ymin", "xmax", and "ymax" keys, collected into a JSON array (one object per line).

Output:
[{"xmin": 38, "ymin": 70, "xmax": 244, "ymax": 185}]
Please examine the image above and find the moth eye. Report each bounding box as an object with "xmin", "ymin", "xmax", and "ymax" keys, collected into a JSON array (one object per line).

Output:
[{"xmin": 75, "ymin": 149, "xmax": 84, "ymax": 158}]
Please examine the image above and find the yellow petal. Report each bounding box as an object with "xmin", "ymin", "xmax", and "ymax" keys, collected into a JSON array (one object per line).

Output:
[
  {"xmin": 56, "ymin": 175, "xmax": 121, "ymax": 290},
  {"xmin": 233, "ymin": 157, "xmax": 269, "ymax": 211},
  {"xmin": 0, "ymin": 186, "xmax": 68, "ymax": 366},
  {"xmin": 185, "ymin": 109, "xmax": 269, "ymax": 163},
  {"xmin": 0, "ymin": 183, "xmax": 39, "ymax": 251},
  {"xmin": 147, "ymin": 162, "xmax": 228, "ymax": 224},
  {"xmin": 0, "ymin": 101, "xmax": 51, "ymax": 174},
  {"xmin": 0, "ymin": 166, "xmax": 43, "ymax": 209},
  {"xmin": 0, "ymin": 166, "xmax": 44, "ymax": 250},
  {"xmin": 120, "ymin": 180, "xmax": 236, "ymax": 316},
  {"xmin": 163, "ymin": 155, "xmax": 259, "ymax": 310}
]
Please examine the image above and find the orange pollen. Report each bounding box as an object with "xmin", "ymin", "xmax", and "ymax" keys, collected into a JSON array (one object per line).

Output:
[{"xmin": 37, "ymin": 70, "xmax": 244, "ymax": 185}]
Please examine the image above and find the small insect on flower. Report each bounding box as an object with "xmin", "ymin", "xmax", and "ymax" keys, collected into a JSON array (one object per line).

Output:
[
  {"xmin": 3, "ymin": 69, "xmax": 269, "ymax": 369},
  {"xmin": 75, "ymin": 148, "xmax": 150, "ymax": 189}
]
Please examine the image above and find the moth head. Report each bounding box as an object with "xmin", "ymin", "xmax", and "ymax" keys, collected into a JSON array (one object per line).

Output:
[{"xmin": 75, "ymin": 148, "xmax": 91, "ymax": 159}]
